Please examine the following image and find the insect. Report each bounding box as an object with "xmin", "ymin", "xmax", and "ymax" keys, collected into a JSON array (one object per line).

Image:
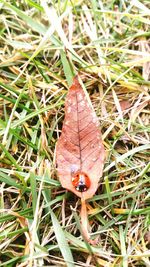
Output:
[{"xmin": 71, "ymin": 171, "xmax": 91, "ymax": 192}]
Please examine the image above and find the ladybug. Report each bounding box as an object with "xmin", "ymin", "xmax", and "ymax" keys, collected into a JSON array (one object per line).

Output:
[{"xmin": 71, "ymin": 171, "xmax": 91, "ymax": 192}]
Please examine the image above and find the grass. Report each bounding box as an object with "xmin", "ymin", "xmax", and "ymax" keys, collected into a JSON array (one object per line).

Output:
[{"xmin": 0, "ymin": 0, "xmax": 150, "ymax": 266}]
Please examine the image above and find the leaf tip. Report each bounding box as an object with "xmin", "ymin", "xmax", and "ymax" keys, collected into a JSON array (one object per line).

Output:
[{"xmin": 70, "ymin": 75, "xmax": 80, "ymax": 91}]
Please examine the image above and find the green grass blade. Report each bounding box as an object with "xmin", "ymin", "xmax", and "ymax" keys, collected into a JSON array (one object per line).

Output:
[
  {"xmin": 104, "ymin": 144, "xmax": 150, "ymax": 172},
  {"xmin": 1, "ymin": 1, "xmax": 47, "ymax": 34},
  {"xmin": 11, "ymin": 102, "xmax": 63, "ymax": 129},
  {"xmin": 30, "ymin": 172, "xmax": 38, "ymax": 215},
  {"xmin": 119, "ymin": 225, "xmax": 128, "ymax": 267},
  {"xmin": 0, "ymin": 170, "xmax": 22, "ymax": 189},
  {"xmin": 50, "ymin": 209, "xmax": 74, "ymax": 267},
  {"xmin": 104, "ymin": 175, "xmax": 114, "ymax": 215},
  {"xmin": 60, "ymin": 50, "xmax": 75, "ymax": 86},
  {"xmin": 0, "ymin": 143, "xmax": 22, "ymax": 171}
]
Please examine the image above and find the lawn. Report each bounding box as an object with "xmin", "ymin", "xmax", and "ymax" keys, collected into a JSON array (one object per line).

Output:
[{"xmin": 0, "ymin": 1, "xmax": 150, "ymax": 266}]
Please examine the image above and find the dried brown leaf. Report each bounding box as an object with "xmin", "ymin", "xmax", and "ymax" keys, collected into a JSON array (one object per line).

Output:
[{"xmin": 56, "ymin": 76, "xmax": 105, "ymax": 200}]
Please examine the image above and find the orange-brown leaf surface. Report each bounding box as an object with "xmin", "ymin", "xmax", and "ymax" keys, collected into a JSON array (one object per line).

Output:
[{"xmin": 56, "ymin": 76, "xmax": 105, "ymax": 200}]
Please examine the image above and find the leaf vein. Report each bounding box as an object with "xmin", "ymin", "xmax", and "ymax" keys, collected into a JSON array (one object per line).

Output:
[
  {"xmin": 82, "ymin": 149, "xmax": 100, "ymax": 164},
  {"xmin": 81, "ymin": 137, "xmax": 98, "ymax": 152}
]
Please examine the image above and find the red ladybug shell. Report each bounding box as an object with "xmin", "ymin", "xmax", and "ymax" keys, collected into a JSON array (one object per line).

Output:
[{"xmin": 71, "ymin": 171, "xmax": 91, "ymax": 192}]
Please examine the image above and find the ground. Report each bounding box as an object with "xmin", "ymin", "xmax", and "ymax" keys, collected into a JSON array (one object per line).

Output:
[{"xmin": 0, "ymin": 1, "xmax": 150, "ymax": 266}]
